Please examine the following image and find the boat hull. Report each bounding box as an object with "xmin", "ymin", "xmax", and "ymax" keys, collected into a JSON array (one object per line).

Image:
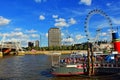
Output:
[
  {"xmin": 51, "ymin": 65, "xmax": 120, "ymax": 76},
  {"xmin": 51, "ymin": 66, "xmax": 87, "ymax": 76},
  {"xmin": 94, "ymin": 67, "xmax": 120, "ymax": 75}
]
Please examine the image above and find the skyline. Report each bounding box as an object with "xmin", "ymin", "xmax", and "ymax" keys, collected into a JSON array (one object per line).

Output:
[{"xmin": 0, "ymin": 0, "xmax": 120, "ymax": 47}]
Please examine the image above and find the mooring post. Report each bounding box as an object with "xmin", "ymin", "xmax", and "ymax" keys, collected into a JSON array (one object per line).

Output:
[
  {"xmin": 87, "ymin": 42, "xmax": 91, "ymax": 76},
  {"xmin": 90, "ymin": 43, "xmax": 95, "ymax": 75}
]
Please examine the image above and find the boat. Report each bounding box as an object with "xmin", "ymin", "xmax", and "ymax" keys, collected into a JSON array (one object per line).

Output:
[
  {"xmin": 51, "ymin": 52, "xmax": 120, "ymax": 76},
  {"xmin": 51, "ymin": 32, "xmax": 120, "ymax": 76},
  {"xmin": 51, "ymin": 52, "xmax": 87, "ymax": 76}
]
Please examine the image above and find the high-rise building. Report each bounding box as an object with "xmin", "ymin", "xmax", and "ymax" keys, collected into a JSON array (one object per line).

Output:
[
  {"xmin": 28, "ymin": 42, "xmax": 34, "ymax": 48},
  {"xmin": 35, "ymin": 40, "xmax": 39, "ymax": 47},
  {"xmin": 48, "ymin": 27, "xmax": 61, "ymax": 47}
]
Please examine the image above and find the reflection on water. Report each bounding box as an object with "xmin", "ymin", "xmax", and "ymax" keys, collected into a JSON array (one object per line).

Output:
[
  {"xmin": 0, "ymin": 55, "xmax": 52, "ymax": 80},
  {"xmin": 0, "ymin": 54, "xmax": 119, "ymax": 80}
]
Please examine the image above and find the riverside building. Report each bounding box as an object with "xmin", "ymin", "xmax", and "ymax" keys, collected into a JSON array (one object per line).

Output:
[
  {"xmin": 35, "ymin": 40, "xmax": 39, "ymax": 47},
  {"xmin": 28, "ymin": 42, "xmax": 34, "ymax": 48},
  {"xmin": 48, "ymin": 27, "xmax": 61, "ymax": 47}
]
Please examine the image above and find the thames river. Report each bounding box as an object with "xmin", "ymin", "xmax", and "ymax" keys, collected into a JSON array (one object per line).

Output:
[{"xmin": 0, "ymin": 54, "xmax": 120, "ymax": 80}]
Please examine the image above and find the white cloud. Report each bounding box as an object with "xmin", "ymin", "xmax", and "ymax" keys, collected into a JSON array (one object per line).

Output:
[
  {"xmin": 30, "ymin": 34, "xmax": 39, "ymax": 38},
  {"xmin": 61, "ymin": 33, "xmax": 64, "ymax": 36},
  {"xmin": 54, "ymin": 17, "xmax": 77, "ymax": 28},
  {"xmin": 26, "ymin": 29, "xmax": 37, "ymax": 33},
  {"xmin": 101, "ymin": 32, "xmax": 107, "ymax": 36},
  {"xmin": 0, "ymin": 31, "xmax": 42, "ymax": 47},
  {"xmin": 39, "ymin": 15, "xmax": 45, "ymax": 20},
  {"xmin": 34, "ymin": 0, "xmax": 47, "ymax": 3},
  {"xmin": 69, "ymin": 18, "xmax": 77, "ymax": 25},
  {"xmin": 35, "ymin": 0, "xmax": 42, "ymax": 3},
  {"xmin": 79, "ymin": 0, "xmax": 92, "ymax": 6},
  {"xmin": 55, "ymin": 18, "xmax": 66, "ymax": 22},
  {"xmin": 75, "ymin": 34, "xmax": 85, "ymax": 40},
  {"xmin": 13, "ymin": 32, "xmax": 23, "ymax": 36},
  {"xmin": 0, "ymin": 16, "xmax": 11, "ymax": 26},
  {"xmin": 62, "ymin": 38, "xmax": 74, "ymax": 43},
  {"xmin": 14, "ymin": 28, "xmax": 22, "ymax": 31},
  {"xmin": 8, "ymin": 32, "xmax": 24, "ymax": 38},
  {"xmin": 54, "ymin": 18, "xmax": 68, "ymax": 27},
  {"xmin": 55, "ymin": 21, "xmax": 69, "ymax": 28},
  {"xmin": 52, "ymin": 15, "xmax": 58, "ymax": 18},
  {"xmin": 0, "ymin": 32, "xmax": 23, "ymax": 38},
  {"xmin": 0, "ymin": 32, "xmax": 29, "ymax": 42}
]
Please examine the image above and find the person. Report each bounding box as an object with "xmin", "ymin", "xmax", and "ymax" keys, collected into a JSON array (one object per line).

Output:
[
  {"xmin": 73, "ymin": 58, "xmax": 77, "ymax": 64},
  {"xmin": 83, "ymin": 54, "xmax": 87, "ymax": 61},
  {"xmin": 60, "ymin": 59, "xmax": 64, "ymax": 64}
]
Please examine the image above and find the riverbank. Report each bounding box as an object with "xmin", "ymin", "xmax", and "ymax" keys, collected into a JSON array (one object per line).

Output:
[{"xmin": 24, "ymin": 50, "xmax": 87, "ymax": 55}]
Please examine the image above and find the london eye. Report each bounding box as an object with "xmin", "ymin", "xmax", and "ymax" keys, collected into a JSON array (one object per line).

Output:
[
  {"xmin": 84, "ymin": 9, "xmax": 113, "ymax": 49},
  {"xmin": 84, "ymin": 9, "xmax": 113, "ymax": 50}
]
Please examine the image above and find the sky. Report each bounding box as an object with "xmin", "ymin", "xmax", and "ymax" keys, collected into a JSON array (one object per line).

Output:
[{"xmin": 0, "ymin": 0, "xmax": 120, "ymax": 47}]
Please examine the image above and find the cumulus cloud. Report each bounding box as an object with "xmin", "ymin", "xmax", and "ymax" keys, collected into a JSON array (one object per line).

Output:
[
  {"xmin": 54, "ymin": 17, "xmax": 77, "ymax": 28},
  {"xmin": 0, "ymin": 16, "xmax": 11, "ymax": 26},
  {"xmin": 26, "ymin": 29, "xmax": 37, "ymax": 33},
  {"xmin": 0, "ymin": 30, "xmax": 46, "ymax": 47},
  {"xmin": 101, "ymin": 32, "xmax": 108, "ymax": 36},
  {"xmin": 75, "ymin": 34, "xmax": 85, "ymax": 40},
  {"xmin": 69, "ymin": 18, "xmax": 77, "ymax": 25},
  {"xmin": 30, "ymin": 34, "xmax": 39, "ymax": 38},
  {"xmin": 61, "ymin": 33, "xmax": 64, "ymax": 36},
  {"xmin": 52, "ymin": 15, "xmax": 58, "ymax": 18},
  {"xmin": 14, "ymin": 28, "xmax": 22, "ymax": 31},
  {"xmin": 39, "ymin": 15, "xmax": 45, "ymax": 20},
  {"xmin": 34, "ymin": 0, "xmax": 47, "ymax": 3},
  {"xmin": 79, "ymin": 0, "xmax": 92, "ymax": 6},
  {"xmin": 55, "ymin": 21, "xmax": 68, "ymax": 28},
  {"xmin": 62, "ymin": 37, "xmax": 74, "ymax": 43},
  {"xmin": 13, "ymin": 32, "xmax": 23, "ymax": 37},
  {"xmin": 55, "ymin": 18, "xmax": 66, "ymax": 22},
  {"xmin": 0, "ymin": 31, "xmax": 39, "ymax": 42},
  {"xmin": 7, "ymin": 32, "xmax": 24, "ymax": 38},
  {"xmin": 35, "ymin": 0, "xmax": 42, "ymax": 3},
  {"xmin": 0, "ymin": 32, "xmax": 29, "ymax": 41},
  {"xmin": 54, "ymin": 18, "xmax": 68, "ymax": 27}
]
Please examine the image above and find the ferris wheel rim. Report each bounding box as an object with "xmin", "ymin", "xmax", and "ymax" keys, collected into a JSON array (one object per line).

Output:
[{"xmin": 84, "ymin": 9, "xmax": 113, "ymax": 42}]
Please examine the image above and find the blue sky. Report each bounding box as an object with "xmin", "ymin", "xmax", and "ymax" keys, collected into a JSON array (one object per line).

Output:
[{"xmin": 0, "ymin": 0, "xmax": 120, "ymax": 47}]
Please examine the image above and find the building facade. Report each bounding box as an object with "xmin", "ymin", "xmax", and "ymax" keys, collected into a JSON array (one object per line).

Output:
[
  {"xmin": 35, "ymin": 40, "xmax": 39, "ymax": 47},
  {"xmin": 28, "ymin": 42, "xmax": 34, "ymax": 48},
  {"xmin": 48, "ymin": 28, "xmax": 61, "ymax": 47}
]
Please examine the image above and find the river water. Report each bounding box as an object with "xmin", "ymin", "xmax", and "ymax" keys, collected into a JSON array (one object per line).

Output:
[{"xmin": 0, "ymin": 54, "xmax": 120, "ymax": 80}]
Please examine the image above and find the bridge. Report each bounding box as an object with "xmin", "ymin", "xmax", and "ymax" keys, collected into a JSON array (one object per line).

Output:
[{"xmin": 0, "ymin": 41, "xmax": 25, "ymax": 57}]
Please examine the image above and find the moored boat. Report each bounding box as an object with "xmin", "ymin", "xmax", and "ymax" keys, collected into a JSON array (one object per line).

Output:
[
  {"xmin": 51, "ymin": 51, "xmax": 120, "ymax": 76},
  {"xmin": 51, "ymin": 31, "xmax": 120, "ymax": 76},
  {"xmin": 51, "ymin": 52, "xmax": 87, "ymax": 76}
]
